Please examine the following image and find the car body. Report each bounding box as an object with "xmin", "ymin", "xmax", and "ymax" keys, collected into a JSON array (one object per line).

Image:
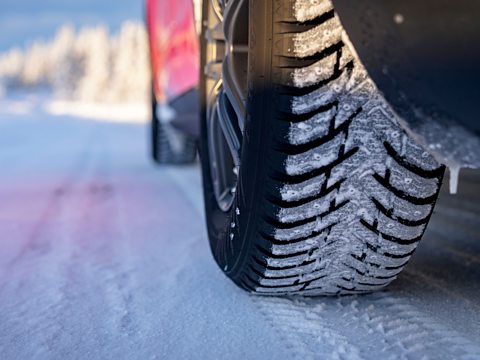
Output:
[{"xmin": 146, "ymin": 0, "xmax": 199, "ymax": 103}]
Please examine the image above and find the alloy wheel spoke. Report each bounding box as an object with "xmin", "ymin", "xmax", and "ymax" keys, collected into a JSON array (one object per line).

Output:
[
  {"xmin": 222, "ymin": 56, "xmax": 246, "ymax": 131},
  {"xmin": 222, "ymin": 0, "xmax": 248, "ymax": 131},
  {"xmin": 204, "ymin": 0, "xmax": 248, "ymax": 212},
  {"xmin": 217, "ymin": 91, "xmax": 241, "ymax": 167}
]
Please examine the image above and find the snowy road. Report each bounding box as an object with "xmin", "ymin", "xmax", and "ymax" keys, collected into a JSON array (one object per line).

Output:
[{"xmin": 0, "ymin": 101, "xmax": 479, "ymax": 360}]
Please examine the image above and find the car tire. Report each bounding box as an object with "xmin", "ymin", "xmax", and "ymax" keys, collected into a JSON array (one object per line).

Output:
[
  {"xmin": 200, "ymin": 0, "xmax": 445, "ymax": 295},
  {"xmin": 151, "ymin": 87, "xmax": 197, "ymax": 165}
]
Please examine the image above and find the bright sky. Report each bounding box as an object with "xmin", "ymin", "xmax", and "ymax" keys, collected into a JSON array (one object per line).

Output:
[{"xmin": 0, "ymin": 0, "xmax": 143, "ymax": 51}]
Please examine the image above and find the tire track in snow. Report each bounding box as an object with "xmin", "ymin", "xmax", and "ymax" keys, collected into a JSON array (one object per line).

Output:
[
  {"xmin": 355, "ymin": 292, "xmax": 480, "ymax": 360},
  {"xmin": 252, "ymin": 289, "xmax": 480, "ymax": 360},
  {"xmin": 252, "ymin": 296, "xmax": 363, "ymax": 360},
  {"xmin": 2, "ymin": 129, "xmax": 99, "ymax": 270},
  {"xmin": 73, "ymin": 129, "xmax": 206, "ymax": 357},
  {"xmin": 91, "ymin": 131, "xmax": 149, "ymax": 344},
  {"xmin": 0, "ymin": 124, "xmax": 148, "ymax": 359},
  {"xmin": 58, "ymin": 127, "xmax": 144, "ymax": 354},
  {"xmin": 0, "ymin": 128, "xmax": 107, "ymax": 358}
]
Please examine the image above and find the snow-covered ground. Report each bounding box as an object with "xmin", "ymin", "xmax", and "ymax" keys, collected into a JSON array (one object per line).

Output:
[{"xmin": 0, "ymin": 95, "xmax": 479, "ymax": 360}]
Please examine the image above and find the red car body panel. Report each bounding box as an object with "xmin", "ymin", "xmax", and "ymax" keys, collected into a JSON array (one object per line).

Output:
[{"xmin": 146, "ymin": 0, "xmax": 199, "ymax": 104}]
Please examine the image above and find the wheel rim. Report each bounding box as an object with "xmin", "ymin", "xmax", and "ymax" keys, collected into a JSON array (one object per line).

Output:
[{"xmin": 204, "ymin": 0, "xmax": 248, "ymax": 212}]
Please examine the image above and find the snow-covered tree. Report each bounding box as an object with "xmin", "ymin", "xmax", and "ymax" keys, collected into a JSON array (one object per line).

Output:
[
  {"xmin": 108, "ymin": 21, "xmax": 149, "ymax": 103},
  {"xmin": 0, "ymin": 21, "xmax": 149, "ymax": 104}
]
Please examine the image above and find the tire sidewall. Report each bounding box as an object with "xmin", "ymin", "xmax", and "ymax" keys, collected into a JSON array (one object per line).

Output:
[{"xmin": 200, "ymin": 0, "xmax": 275, "ymax": 283}]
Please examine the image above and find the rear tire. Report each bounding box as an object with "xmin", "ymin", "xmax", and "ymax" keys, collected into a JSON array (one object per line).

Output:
[
  {"xmin": 151, "ymin": 87, "xmax": 197, "ymax": 165},
  {"xmin": 200, "ymin": 0, "xmax": 445, "ymax": 295}
]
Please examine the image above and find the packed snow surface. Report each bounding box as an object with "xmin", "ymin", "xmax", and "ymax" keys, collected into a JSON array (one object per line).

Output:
[{"xmin": 0, "ymin": 95, "xmax": 479, "ymax": 359}]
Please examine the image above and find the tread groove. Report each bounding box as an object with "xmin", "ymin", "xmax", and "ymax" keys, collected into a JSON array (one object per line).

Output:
[
  {"xmin": 384, "ymin": 141, "xmax": 445, "ymax": 179},
  {"xmin": 268, "ymin": 177, "xmax": 345, "ymax": 209},
  {"xmin": 360, "ymin": 219, "xmax": 422, "ymax": 246},
  {"xmin": 272, "ymin": 147, "xmax": 359, "ymax": 185},
  {"xmin": 261, "ymin": 222, "xmax": 337, "ymax": 245},
  {"xmin": 276, "ymin": 9, "xmax": 335, "ymax": 26},
  {"xmin": 255, "ymin": 245, "xmax": 309, "ymax": 259},
  {"xmin": 276, "ymin": 41, "xmax": 343, "ymax": 62},
  {"xmin": 274, "ymin": 107, "xmax": 361, "ymax": 155},
  {"xmin": 248, "ymin": 265, "xmax": 300, "ymax": 280},
  {"xmin": 246, "ymin": 273, "xmax": 328, "ymax": 289},
  {"xmin": 366, "ymin": 242, "xmax": 416, "ymax": 259},
  {"xmin": 252, "ymin": 256, "xmax": 318, "ymax": 270},
  {"xmin": 371, "ymin": 197, "xmax": 430, "ymax": 227},
  {"xmin": 373, "ymin": 170, "xmax": 438, "ymax": 206},
  {"xmin": 276, "ymin": 101, "xmax": 338, "ymax": 123}
]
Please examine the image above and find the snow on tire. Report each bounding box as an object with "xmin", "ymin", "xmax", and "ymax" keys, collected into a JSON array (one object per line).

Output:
[{"xmin": 200, "ymin": 0, "xmax": 445, "ymax": 295}]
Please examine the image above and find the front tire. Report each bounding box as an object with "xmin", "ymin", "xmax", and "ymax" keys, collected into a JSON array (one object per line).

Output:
[{"xmin": 200, "ymin": 0, "xmax": 445, "ymax": 295}]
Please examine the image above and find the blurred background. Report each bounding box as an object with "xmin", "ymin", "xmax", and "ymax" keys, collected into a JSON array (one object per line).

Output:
[{"xmin": 0, "ymin": 0, "xmax": 148, "ymax": 121}]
